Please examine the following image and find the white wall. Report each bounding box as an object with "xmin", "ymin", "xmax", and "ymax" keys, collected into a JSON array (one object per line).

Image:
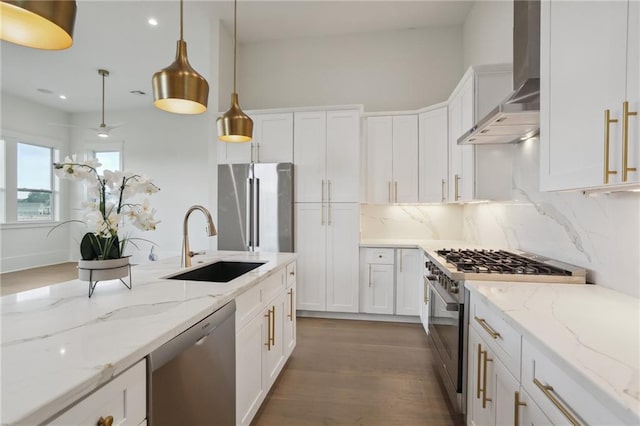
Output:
[
  {"xmin": 68, "ymin": 107, "xmax": 214, "ymax": 266},
  {"xmin": 463, "ymin": 0, "xmax": 513, "ymax": 69},
  {"xmin": 360, "ymin": 205, "xmax": 464, "ymax": 241},
  {"xmin": 1, "ymin": 92, "xmax": 72, "ymax": 272},
  {"xmin": 239, "ymin": 26, "xmax": 464, "ymax": 112},
  {"xmin": 461, "ymin": 4, "xmax": 640, "ymax": 297}
]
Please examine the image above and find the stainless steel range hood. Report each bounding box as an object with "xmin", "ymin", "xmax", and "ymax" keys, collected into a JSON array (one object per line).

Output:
[{"xmin": 458, "ymin": 0, "xmax": 540, "ymax": 145}]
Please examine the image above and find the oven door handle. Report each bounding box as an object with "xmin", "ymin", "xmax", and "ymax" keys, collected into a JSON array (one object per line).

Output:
[{"xmin": 429, "ymin": 282, "xmax": 460, "ymax": 312}]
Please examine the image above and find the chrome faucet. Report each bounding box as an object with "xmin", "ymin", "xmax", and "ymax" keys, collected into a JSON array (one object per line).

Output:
[{"xmin": 182, "ymin": 205, "xmax": 217, "ymax": 268}]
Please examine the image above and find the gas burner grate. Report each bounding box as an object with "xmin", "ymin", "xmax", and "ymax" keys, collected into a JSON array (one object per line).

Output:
[{"xmin": 435, "ymin": 249, "xmax": 572, "ymax": 276}]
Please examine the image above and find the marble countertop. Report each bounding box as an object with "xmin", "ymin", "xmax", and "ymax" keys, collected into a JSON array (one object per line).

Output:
[
  {"xmin": 466, "ymin": 281, "xmax": 640, "ymax": 424},
  {"xmin": 0, "ymin": 250, "xmax": 296, "ymax": 426}
]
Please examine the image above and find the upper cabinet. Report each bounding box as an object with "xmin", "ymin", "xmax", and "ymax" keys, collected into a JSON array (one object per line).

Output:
[
  {"xmin": 294, "ymin": 109, "xmax": 360, "ymax": 203},
  {"xmin": 218, "ymin": 112, "xmax": 293, "ymax": 164},
  {"xmin": 540, "ymin": 0, "xmax": 640, "ymax": 191},
  {"xmin": 448, "ymin": 65, "xmax": 514, "ymax": 202},
  {"xmin": 366, "ymin": 114, "xmax": 419, "ymax": 203},
  {"xmin": 419, "ymin": 105, "xmax": 448, "ymax": 203}
]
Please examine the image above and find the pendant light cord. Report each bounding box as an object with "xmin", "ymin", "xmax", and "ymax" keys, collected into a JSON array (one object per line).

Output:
[
  {"xmin": 180, "ymin": 0, "xmax": 184, "ymax": 41},
  {"xmin": 101, "ymin": 72, "xmax": 105, "ymax": 126},
  {"xmin": 233, "ymin": 0, "xmax": 237, "ymax": 93}
]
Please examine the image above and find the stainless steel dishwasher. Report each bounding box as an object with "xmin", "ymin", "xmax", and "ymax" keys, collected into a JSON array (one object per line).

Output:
[{"xmin": 148, "ymin": 300, "xmax": 236, "ymax": 426}]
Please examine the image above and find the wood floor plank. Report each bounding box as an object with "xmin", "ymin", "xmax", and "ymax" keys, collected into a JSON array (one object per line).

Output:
[{"xmin": 252, "ymin": 317, "xmax": 463, "ymax": 426}]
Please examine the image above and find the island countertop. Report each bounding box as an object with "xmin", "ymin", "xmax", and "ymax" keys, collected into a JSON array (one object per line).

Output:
[
  {"xmin": 465, "ymin": 281, "xmax": 640, "ymax": 424},
  {"xmin": 1, "ymin": 251, "xmax": 297, "ymax": 426}
]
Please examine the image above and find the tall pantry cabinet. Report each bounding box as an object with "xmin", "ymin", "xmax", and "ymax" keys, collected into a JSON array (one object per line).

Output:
[{"xmin": 294, "ymin": 109, "xmax": 361, "ymax": 313}]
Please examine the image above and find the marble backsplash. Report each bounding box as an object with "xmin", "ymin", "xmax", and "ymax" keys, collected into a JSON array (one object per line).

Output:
[
  {"xmin": 360, "ymin": 204, "xmax": 464, "ymax": 240},
  {"xmin": 463, "ymin": 138, "xmax": 640, "ymax": 297}
]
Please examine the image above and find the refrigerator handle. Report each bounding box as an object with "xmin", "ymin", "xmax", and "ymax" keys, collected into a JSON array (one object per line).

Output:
[
  {"xmin": 246, "ymin": 178, "xmax": 253, "ymax": 249},
  {"xmin": 255, "ymin": 178, "xmax": 260, "ymax": 248}
]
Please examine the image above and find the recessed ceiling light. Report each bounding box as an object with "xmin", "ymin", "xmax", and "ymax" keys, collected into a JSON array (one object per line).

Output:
[
  {"xmin": 148, "ymin": 18, "xmax": 158, "ymax": 26},
  {"xmin": 59, "ymin": 95, "xmax": 67, "ymax": 100}
]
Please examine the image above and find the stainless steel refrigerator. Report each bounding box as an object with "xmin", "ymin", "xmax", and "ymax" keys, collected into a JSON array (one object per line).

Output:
[{"xmin": 217, "ymin": 163, "xmax": 294, "ymax": 252}]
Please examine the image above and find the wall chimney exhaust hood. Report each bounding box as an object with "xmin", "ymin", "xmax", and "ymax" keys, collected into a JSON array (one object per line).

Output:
[{"xmin": 458, "ymin": 0, "xmax": 540, "ymax": 145}]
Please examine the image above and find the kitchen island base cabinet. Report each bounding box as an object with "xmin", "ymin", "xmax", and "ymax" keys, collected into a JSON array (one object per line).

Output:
[
  {"xmin": 47, "ymin": 359, "xmax": 146, "ymax": 426},
  {"xmin": 236, "ymin": 263, "xmax": 297, "ymax": 426}
]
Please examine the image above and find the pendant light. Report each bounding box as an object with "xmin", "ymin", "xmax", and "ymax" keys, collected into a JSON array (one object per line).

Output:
[
  {"xmin": 152, "ymin": 0, "xmax": 209, "ymax": 114},
  {"xmin": 0, "ymin": 0, "xmax": 77, "ymax": 50},
  {"xmin": 217, "ymin": 0, "xmax": 253, "ymax": 143}
]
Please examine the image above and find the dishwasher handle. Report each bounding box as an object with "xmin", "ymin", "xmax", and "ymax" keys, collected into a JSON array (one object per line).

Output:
[{"xmin": 148, "ymin": 300, "xmax": 236, "ymax": 372}]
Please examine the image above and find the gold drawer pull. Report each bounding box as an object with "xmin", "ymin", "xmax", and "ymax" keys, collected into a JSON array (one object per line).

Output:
[
  {"xmin": 288, "ymin": 289, "xmax": 294, "ymax": 321},
  {"xmin": 514, "ymin": 391, "xmax": 527, "ymax": 426},
  {"xmin": 533, "ymin": 378, "xmax": 580, "ymax": 426},
  {"xmin": 97, "ymin": 416, "xmax": 113, "ymax": 426},
  {"xmin": 475, "ymin": 316, "xmax": 501, "ymax": 339},
  {"xmin": 603, "ymin": 109, "xmax": 619, "ymax": 183},
  {"xmin": 622, "ymin": 101, "xmax": 637, "ymax": 182},
  {"xmin": 482, "ymin": 350, "xmax": 493, "ymax": 408},
  {"xmin": 476, "ymin": 343, "xmax": 483, "ymax": 399}
]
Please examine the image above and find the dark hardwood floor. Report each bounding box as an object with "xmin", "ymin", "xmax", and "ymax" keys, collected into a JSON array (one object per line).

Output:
[{"xmin": 252, "ymin": 317, "xmax": 463, "ymax": 426}]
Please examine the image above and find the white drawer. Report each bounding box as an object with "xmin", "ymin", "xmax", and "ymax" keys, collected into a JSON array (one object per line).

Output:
[
  {"xmin": 236, "ymin": 283, "xmax": 263, "ymax": 331},
  {"xmin": 364, "ymin": 248, "xmax": 395, "ymax": 265},
  {"xmin": 48, "ymin": 359, "xmax": 146, "ymax": 426},
  {"xmin": 262, "ymin": 269, "xmax": 285, "ymax": 304},
  {"xmin": 286, "ymin": 261, "xmax": 296, "ymax": 288},
  {"xmin": 470, "ymin": 296, "xmax": 521, "ymax": 380},
  {"xmin": 522, "ymin": 338, "xmax": 626, "ymax": 426}
]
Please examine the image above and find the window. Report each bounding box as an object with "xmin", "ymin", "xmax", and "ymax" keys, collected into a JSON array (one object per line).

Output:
[
  {"xmin": 17, "ymin": 143, "xmax": 54, "ymax": 221},
  {"xmin": 93, "ymin": 150, "xmax": 121, "ymax": 175}
]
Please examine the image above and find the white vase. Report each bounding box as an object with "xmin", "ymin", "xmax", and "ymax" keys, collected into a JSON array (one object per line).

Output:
[{"xmin": 78, "ymin": 257, "xmax": 130, "ymax": 282}]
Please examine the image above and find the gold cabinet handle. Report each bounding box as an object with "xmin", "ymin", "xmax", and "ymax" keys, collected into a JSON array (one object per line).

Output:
[
  {"xmin": 441, "ymin": 179, "xmax": 446, "ymax": 202},
  {"xmin": 394, "ymin": 181, "xmax": 398, "ymax": 203},
  {"xmin": 623, "ymin": 101, "xmax": 638, "ymax": 182},
  {"xmin": 475, "ymin": 316, "xmax": 501, "ymax": 339},
  {"xmin": 533, "ymin": 378, "xmax": 580, "ymax": 426},
  {"xmin": 288, "ymin": 289, "xmax": 294, "ymax": 321},
  {"xmin": 423, "ymin": 277, "xmax": 429, "ymax": 304},
  {"xmin": 264, "ymin": 308, "xmax": 273, "ymax": 350},
  {"xmin": 482, "ymin": 349, "xmax": 493, "ymax": 408},
  {"xmin": 603, "ymin": 109, "xmax": 619, "ymax": 183},
  {"xmin": 476, "ymin": 343, "xmax": 483, "ymax": 399},
  {"xmin": 514, "ymin": 391, "xmax": 527, "ymax": 426},
  {"xmin": 454, "ymin": 174, "xmax": 460, "ymax": 201},
  {"xmin": 270, "ymin": 306, "xmax": 276, "ymax": 345},
  {"xmin": 289, "ymin": 270, "xmax": 295, "ymax": 277},
  {"xmin": 97, "ymin": 416, "xmax": 113, "ymax": 426}
]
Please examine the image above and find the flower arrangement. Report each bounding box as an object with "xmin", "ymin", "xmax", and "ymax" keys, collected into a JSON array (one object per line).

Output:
[{"xmin": 51, "ymin": 155, "xmax": 160, "ymax": 260}]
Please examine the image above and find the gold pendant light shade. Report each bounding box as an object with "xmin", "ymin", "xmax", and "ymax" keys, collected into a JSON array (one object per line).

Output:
[
  {"xmin": 0, "ymin": 0, "xmax": 76, "ymax": 50},
  {"xmin": 152, "ymin": 40, "xmax": 209, "ymax": 114},
  {"xmin": 217, "ymin": 93, "xmax": 253, "ymax": 143}
]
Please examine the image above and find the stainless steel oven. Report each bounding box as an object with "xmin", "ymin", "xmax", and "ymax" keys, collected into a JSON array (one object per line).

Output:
[{"xmin": 426, "ymin": 265, "xmax": 468, "ymax": 414}]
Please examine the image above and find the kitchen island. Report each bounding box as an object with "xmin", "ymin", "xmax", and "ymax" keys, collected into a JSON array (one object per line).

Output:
[{"xmin": 1, "ymin": 250, "xmax": 296, "ymax": 425}]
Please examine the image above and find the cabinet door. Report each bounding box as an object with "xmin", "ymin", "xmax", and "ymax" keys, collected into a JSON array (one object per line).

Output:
[
  {"xmin": 448, "ymin": 92, "xmax": 463, "ymax": 202},
  {"xmin": 253, "ymin": 113, "xmax": 293, "ymax": 163},
  {"xmin": 459, "ymin": 79, "xmax": 476, "ymax": 201},
  {"xmin": 467, "ymin": 327, "xmax": 494, "ymax": 426},
  {"xmin": 366, "ymin": 116, "xmax": 394, "ymax": 204},
  {"xmin": 326, "ymin": 203, "xmax": 360, "ymax": 313},
  {"xmin": 236, "ymin": 313, "xmax": 266, "ymax": 426},
  {"xmin": 540, "ymin": 0, "xmax": 628, "ymax": 190},
  {"xmin": 294, "ymin": 203, "xmax": 326, "ymax": 311},
  {"xmin": 419, "ymin": 275, "xmax": 429, "ymax": 334},
  {"xmin": 419, "ymin": 107, "xmax": 448, "ymax": 203},
  {"xmin": 326, "ymin": 110, "xmax": 360, "ymax": 202},
  {"xmin": 395, "ymin": 248, "xmax": 421, "ymax": 316},
  {"xmin": 218, "ymin": 140, "xmax": 252, "ymax": 164},
  {"xmin": 294, "ymin": 111, "xmax": 326, "ymax": 202},
  {"xmin": 283, "ymin": 281, "xmax": 296, "ymax": 357},
  {"xmin": 492, "ymin": 349, "xmax": 519, "ymax": 426},
  {"xmin": 627, "ymin": 1, "xmax": 639, "ymax": 184},
  {"xmin": 263, "ymin": 294, "xmax": 286, "ymax": 388},
  {"xmin": 392, "ymin": 115, "xmax": 419, "ymax": 203},
  {"xmin": 363, "ymin": 263, "xmax": 394, "ymax": 315}
]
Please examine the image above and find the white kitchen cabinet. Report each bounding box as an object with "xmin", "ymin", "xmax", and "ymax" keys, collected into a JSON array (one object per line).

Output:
[
  {"xmin": 218, "ymin": 112, "xmax": 293, "ymax": 164},
  {"xmin": 236, "ymin": 265, "xmax": 295, "ymax": 426},
  {"xmin": 48, "ymin": 359, "xmax": 146, "ymax": 426},
  {"xmin": 419, "ymin": 274, "xmax": 429, "ymax": 334},
  {"xmin": 540, "ymin": 0, "xmax": 640, "ymax": 191},
  {"xmin": 395, "ymin": 248, "xmax": 421, "ymax": 316},
  {"xmin": 294, "ymin": 109, "xmax": 360, "ymax": 203},
  {"xmin": 284, "ymin": 266, "xmax": 296, "ymax": 357},
  {"xmin": 295, "ymin": 203, "xmax": 359, "ymax": 313},
  {"xmin": 366, "ymin": 114, "xmax": 419, "ymax": 203},
  {"xmin": 419, "ymin": 104, "xmax": 449, "ymax": 203},
  {"xmin": 448, "ymin": 65, "xmax": 513, "ymax": 202},
  {"xmin": 360, "ymin": 248, "xmax": 395, "ymax": 315}
]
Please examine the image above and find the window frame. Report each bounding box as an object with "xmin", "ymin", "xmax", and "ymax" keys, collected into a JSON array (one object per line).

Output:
[{"xmin": 16, "ymin": 142, "xmax": 55, "ymax": 222}]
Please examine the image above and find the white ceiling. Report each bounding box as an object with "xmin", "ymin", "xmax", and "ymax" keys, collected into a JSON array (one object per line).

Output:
[{"xmin": 1, "ymin": 0, "xmax": 473, "ymax": 113}]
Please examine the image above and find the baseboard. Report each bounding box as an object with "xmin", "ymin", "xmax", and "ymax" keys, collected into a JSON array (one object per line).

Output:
[
  {"xmin": 296, "ymin": 310, "xmax": 421, "ymax": 324},
  {"xmin": 1, "ymin": 251, "xmax": 70, "ymax": 273}
]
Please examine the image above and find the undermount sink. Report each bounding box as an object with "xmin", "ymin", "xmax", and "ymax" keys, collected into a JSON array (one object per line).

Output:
[{"xmin": 166, "ymin": 261, "xmax": 266, "ymax": 283}]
